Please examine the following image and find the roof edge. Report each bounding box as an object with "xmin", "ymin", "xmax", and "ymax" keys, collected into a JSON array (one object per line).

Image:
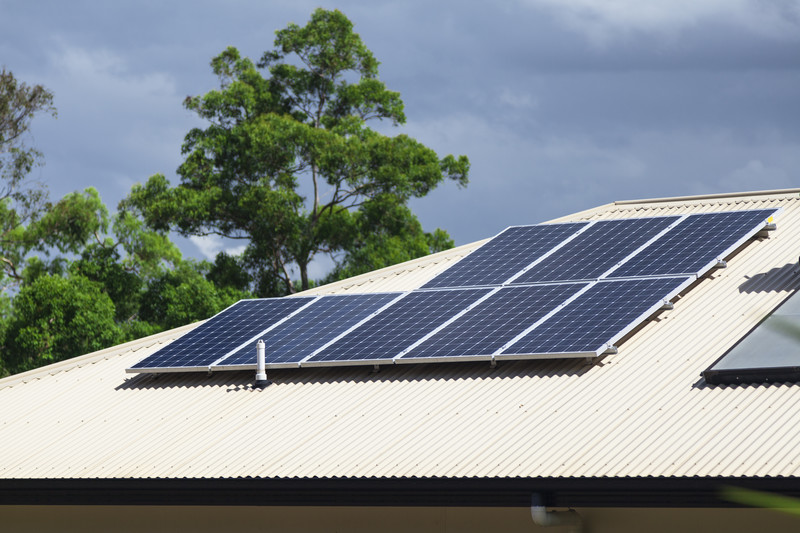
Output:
[
  {"xmin": 615, "ymin": 188, "xmax": 800, "ymax": 206},
  {"xmin": 1, "ymin": 476, "xmax": 798, "ymax": 508}
]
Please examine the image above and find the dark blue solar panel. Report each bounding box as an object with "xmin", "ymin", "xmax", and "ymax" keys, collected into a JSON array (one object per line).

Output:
[
  {"xmin": 610, "ymin": 209, "xmax": 777, "ymax": 278},
  {"xmin": 512, "ymin": 216, "xmax": 677, "ymax": 284},
  {"xmin": 214, "ymin": 293, "xmax": 400, "ymax": 367},
  {"xmin": 421, "ymin": 223, "xmax": 587, "ymax": 289},
  {"xmin": 129, "ymin": 298, "xmax": 314, "ymax": 370},
  {"xmin": 399, "ymin": 283, "xmax": 587, "ymax": 360},
  {"xmin": 307, "ymin": 288, "xmax": 491, "ymax": 363},
  {"xmin": 129, "ymin": 208, "xmax": 779, "ymax": 374},
  {"xmin": 501, "ymin": 277, "xmax": 691, "ymax": 356}
]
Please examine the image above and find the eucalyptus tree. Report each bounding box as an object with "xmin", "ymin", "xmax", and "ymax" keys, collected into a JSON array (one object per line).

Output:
[{"xmin": 124, "ymin": 8, "xmax": 469, "ymax": 295}]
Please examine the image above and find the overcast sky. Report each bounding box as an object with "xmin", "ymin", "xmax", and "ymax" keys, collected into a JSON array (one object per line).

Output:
[{"xmin": 2, "ymin": 0, "xmax": 799, "ymax": 276}]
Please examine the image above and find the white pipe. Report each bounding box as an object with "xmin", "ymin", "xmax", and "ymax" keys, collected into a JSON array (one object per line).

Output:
[
  {"xmin": 531, "ymin": 494, "xmax": 583, "ymax": 532},
  {"xmin": 255, "ymin": 340, "xmax": 267, "ymax": 385}
]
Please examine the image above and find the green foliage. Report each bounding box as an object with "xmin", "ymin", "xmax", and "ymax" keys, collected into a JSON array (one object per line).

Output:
[
  {"xmin": 207, "ymin": 252, "xmax": 251, "ymax": 292},
  {"xmin": 112, "ymin": 209, "xmax": 181, "ymax": 278},
  {"xmin": 0, "ymin": 70, "xmax": 244, "ymax": 377},
  {"xmin": 1, "ymin": 187, "xmax": 108, "ymax": 287},
  {"xmin": 722, "ymin": 486, "xmax": 800, "ymax": 517},
  {"xmin": 70, "ymin": 245, "xmax": 143, "ymax": 322},
  {"xmin": 324, "ymin": 195, "xmax": 454, "ymax": 281},
  {"xmin": 0, "ymin": 292, "xmax": 9, "ymax": 365},
  {"xmin": 0, "ymin": 67, "xmax": 55, "ymax": 215},
  {"xmin": 2, "ymin": 274, "xmax": 120, "ymax": 374},
  {"xmin": 427, "ymin": 228, "xmax": 455, "ymax": 254},
  {"xmin": 139, "ymin": 260, "xmax": 247, "ymax": 331},
  {"xmin": 0, "ymin": 13, "xmax": 469, "ymax": 377},
  {"xmin": 1, "ymin": 68, "xmax": 62, "ymax": 288},
  {"xmin": 124, "ymin": 8, "xmax": 468, "ymax": 296}
]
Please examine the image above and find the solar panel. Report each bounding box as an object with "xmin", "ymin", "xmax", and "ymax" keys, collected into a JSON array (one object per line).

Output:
[
  {"xmin": 609, "ymin": 209, "xmax": 777, "ymax": 279},
  {"xmin": 421, "ymin": 222, "xmax": 587, "ymax": 289},
  {"xmin": 212, "ymin": 293, "xmax": 401, "ymax": 369},
  {"xmin": 305, "ymin": 288, "xmax": 492, "ymax": 366},
  {"xmin": 127, "ymin": 208, "xmax": 779, "ymax": 375},
  {"xmin": 499, "ymin": 277, "xmax": 692, "ymax": 358},
  {"xmin": 511, "ymin": 216, "xmax": 677, "ymax": 284},
  {"xmin": 128, "ymin": 297, "xmax": 315, "ymax": 372},
  {"xmin": 398, "ymin": 283, "xmax": 587, "ymax": 362}
]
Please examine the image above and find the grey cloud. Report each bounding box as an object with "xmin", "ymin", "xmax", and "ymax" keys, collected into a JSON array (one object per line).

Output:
[{"xmin": 1, "ymin": 0, "xmax": 797, "ymax": 261}]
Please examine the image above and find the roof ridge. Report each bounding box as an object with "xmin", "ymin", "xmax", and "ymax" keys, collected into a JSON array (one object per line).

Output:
[{"xmin": 614, "ymin": 188, "xmax": 800, "ymax": 206}]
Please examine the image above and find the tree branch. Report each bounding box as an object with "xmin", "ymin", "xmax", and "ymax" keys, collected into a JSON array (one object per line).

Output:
[{"xmin": 0, "ymin": 256, "xmax": 22, "ymax": 280}]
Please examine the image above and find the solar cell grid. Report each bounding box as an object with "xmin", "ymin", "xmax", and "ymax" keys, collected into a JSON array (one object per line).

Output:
[
  {"xmin": 610, "ymin": 209, "xmax": 776, "ymax": 278},
  {"xmin": 501, "ymin": 277, "xmax": 691, "ymax": 356},
  {"xmin": 130, "ymin": 298, "xmax": 314, "ymax": 370},
  {"xmin": 307, "ymin": 288, "xmax": 491, "ymax": 364},
  {"xmin": 214, "ymin": 293, "xmax": 400, "ymax": 368},
  {"xmin": 400, "ymin": 283, "xmax": 587, "ymax": 361},
  {"xmin": 128, "ymin": 208, "xmax": 778, "ymax": 374},
  {"xmin": 421, "ymin": 222, "xmax": 587, "ymax": 289},
  {"xmin": 512, "ymin": 216, "xmax": 677, "ymax": 284}
]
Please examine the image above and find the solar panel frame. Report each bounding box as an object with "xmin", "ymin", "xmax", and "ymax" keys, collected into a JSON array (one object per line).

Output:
[
  {"xmin": 302, "ymin": 287, "xmax": 493, "ymax": 367},
  {"xmin": 396, "ymin": 282, "xmax": 588, "ymax": 364},
  {"xmin": 126, "ymin": 296, "xmax": 318, "ymax": 373},
  {"xmin": 496, "ymin": 276, "xmax": 694, "ymax": 359},
  {"xmin": 608, "ymin": 209, "xmax": 778, "ymax": 279},
  {"xmin": 420, "ymin": 222, "xmax": 588, "ymax": 289},
  {"xmin": 127, "ymin": 208, "xmax": 780, "ymax": 374},
  {"xmin": 210, "ymin": 292, "xmax": 403, "ymax": 370},
  {"xmin": 510, "ymin": 216, "xmax": 679, "ymax": 284}
]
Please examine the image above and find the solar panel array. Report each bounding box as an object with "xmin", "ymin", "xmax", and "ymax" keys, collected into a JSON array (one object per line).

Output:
[
  {"xmin": 307, "ymin": 289, "xmax": 491, "ymax": 366},
  {"xmin": 420, "ymin": 222, "xmax": 588, "ymax": 288},
  {"xmin": 608, "ymin": 210, "xmax": 777, "ymax": 278},
  {"xmin": 399, "ymin": 283, "xmax": 587, "ymax": 362},
  {"xmin": 511, "ymin": 216, "xmax": 676, "ymax": 284},
  {"xmin": 130, "ymin": 298, "xmax": 315, "ymax": 371},
  {"xmin": 499, "ymin": 277, "xmax": 691, "ymax": 357},
  {"xmin": 216, "ymin": 293, "xmax": 400, "ymax": 369},
  {"xmin": 128, "ymin": 208, "xmax": 777, "ymax": 374}
]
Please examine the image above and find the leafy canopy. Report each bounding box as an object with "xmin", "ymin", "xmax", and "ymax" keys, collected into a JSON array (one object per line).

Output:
[
  {"xmin": 0, "ymin": 67, "xmax": 55, "ymax": 211},
  {"xmin": 3, "ymin": 274, "xmax": 121, "ymax": 373},
  {"xmin": 0, "ymin": 70, "xmax": 254, "ymax": 377},
  {"xmin": 124, "ymin": 8, "xmax": 469, "ymax": 295},
  {"xmin": 1, "ymin": 68, "xmax": 57, "ymax": 288}
]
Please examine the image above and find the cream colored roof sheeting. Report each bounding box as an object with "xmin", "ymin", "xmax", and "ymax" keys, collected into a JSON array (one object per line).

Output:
[{"xmin": 2, "ymin": 190, "xmax": 800, "ymax": 480}]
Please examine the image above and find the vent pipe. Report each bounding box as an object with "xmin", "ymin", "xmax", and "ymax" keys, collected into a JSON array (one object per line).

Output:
[
  {"xmin": 255, "ymin": 340, "xmax": 268, "ymax": 386},
  {"xmin": 530, "ymin": 494, "xmax": 583, "ymax": 532}
]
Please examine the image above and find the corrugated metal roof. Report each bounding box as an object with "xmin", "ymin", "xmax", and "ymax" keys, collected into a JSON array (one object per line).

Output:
[{"xmin": 2, "ymin": 189, "xmax": 800, "ymax": 480}]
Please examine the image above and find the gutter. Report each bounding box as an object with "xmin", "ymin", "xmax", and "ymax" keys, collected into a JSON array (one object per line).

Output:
[{"xmin": 1, "ymin": 477, "xmax": 799, "ymax": 508}]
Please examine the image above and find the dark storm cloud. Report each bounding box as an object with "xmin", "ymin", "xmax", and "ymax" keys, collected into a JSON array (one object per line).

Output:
[{"xmin": 1, "ymin": 0, "xmax": 798, "ymax": 257}]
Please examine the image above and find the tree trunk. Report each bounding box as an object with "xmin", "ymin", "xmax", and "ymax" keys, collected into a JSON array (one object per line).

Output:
[{"xmin": 299, "ymin": 261, "xmax": 309, "ymax": 292}]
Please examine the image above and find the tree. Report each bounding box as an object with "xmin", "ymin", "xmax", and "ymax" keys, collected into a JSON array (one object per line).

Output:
[
  {"xmin": 323, "ymin": 194, "xmax": 455, "ymax": 281},
  {"xmin": 124, "ymin": 8, "xmax": 469, "ymax": 296},
  {"xmin": 0, "ymin": 68, "xmax": 58, "ymax": 288},
  {"xmin": 2, "ymin": 274, "xmax": 121, "ymax": 374},
  {"xmin": 0, "ymin": 67, "xmax": 55, "ymax": 212},
  {"xmin": 0, "ymin": 202, "xmax": 250, "ymax": 376},
  {"xmin": 138, "ymin": 260, "xmax": 244, "ymax": 332},
  {"xmin": 0, "ymin": 70, "xmax": 250, "ymax": 376},
  {"xmin": 2, "ymin": 187, "xmax": 109, "ymax": 288}
]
